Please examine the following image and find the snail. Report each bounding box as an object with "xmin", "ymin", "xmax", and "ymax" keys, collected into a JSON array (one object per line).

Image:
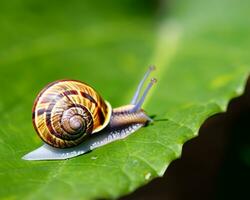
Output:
[{"xmin": 22, "ymin": 66, "xmax": 157, "ymax": 160}]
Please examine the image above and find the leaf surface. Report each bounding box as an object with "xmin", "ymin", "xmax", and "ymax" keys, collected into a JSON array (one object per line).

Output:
[{"xmin": 0, "ymin": 0, "xmax": 249, "ymax": 199}]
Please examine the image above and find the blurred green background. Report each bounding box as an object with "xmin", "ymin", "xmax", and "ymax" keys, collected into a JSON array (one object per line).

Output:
[
  {"xmin": 0, "ymin": 0, "xmax": 157, "ymax": 109},
  {"xmin": 0, "ymin": 0, "xmax": 249, "ymax": 199}
]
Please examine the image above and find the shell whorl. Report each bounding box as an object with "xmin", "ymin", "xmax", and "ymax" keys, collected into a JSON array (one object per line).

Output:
[{"xmin": 32, "ymin": 80, "xmax": 112, "ymax": 148}]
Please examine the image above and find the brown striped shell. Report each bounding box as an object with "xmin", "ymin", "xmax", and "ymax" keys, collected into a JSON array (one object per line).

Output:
[{"xmin": 32, "ymin": 80, "xmax": 112, "ymax": 148}]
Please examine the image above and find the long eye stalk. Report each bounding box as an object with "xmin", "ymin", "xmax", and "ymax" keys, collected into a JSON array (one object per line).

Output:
[
  {"xmin": 130, "ymin": 66, "xmax": 157, "ymax": 112},
  {"xmin": 132, "ymin": 78, "xmax": 157, "ymax": 112},
  {"xmin": 130, "ymin": 65, "xmax": 156, "ymax": 105}
]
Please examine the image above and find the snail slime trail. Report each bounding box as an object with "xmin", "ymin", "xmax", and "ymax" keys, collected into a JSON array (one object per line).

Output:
[{"xmin": 23, "ymin": 66, "xmax": 157, "ymax": 160}]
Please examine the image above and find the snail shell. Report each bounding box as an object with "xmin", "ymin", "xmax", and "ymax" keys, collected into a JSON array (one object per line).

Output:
[
  {"xmin": 32, "ymin": 80, "xmax": 112, "ymax": 148},
  {"xmin": 23, "ymin": 66, "xmax": 156, "ymax": 160}
]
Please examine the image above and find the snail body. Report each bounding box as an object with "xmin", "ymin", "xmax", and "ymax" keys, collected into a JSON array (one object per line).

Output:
[{"xmin": 23, "ymin": 66, "xmax": 156, "ymax": 160}]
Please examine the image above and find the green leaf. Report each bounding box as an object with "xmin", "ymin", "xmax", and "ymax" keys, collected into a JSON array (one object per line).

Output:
[{"xmin": 0, "ymin": 0, "xmax": 249, "ymax": 199}]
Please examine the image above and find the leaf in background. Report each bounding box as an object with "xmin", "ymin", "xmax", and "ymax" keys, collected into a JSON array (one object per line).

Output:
[{"xmin": 0, "ymin": 0, "xmax": 249, "ymax": 199}]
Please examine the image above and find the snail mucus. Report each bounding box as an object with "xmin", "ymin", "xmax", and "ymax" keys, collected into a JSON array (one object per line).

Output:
[{"xmin": 23, "ymin": 66, "xmax": 157, "ymax": 160}]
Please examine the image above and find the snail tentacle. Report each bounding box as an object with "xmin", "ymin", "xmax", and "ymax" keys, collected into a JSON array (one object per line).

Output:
[
  {"xmin": 131, "ymin": 65, "xmax": 156, "ymax": 105},
  {"xmin": 131, "ymin": 78, "xmax": 157, "ymax": 112}
]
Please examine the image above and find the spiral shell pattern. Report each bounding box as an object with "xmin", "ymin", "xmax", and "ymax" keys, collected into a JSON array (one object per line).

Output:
[{"xmin": 32, "ymin": 80, "xmax": 112, "ymax": 148}]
